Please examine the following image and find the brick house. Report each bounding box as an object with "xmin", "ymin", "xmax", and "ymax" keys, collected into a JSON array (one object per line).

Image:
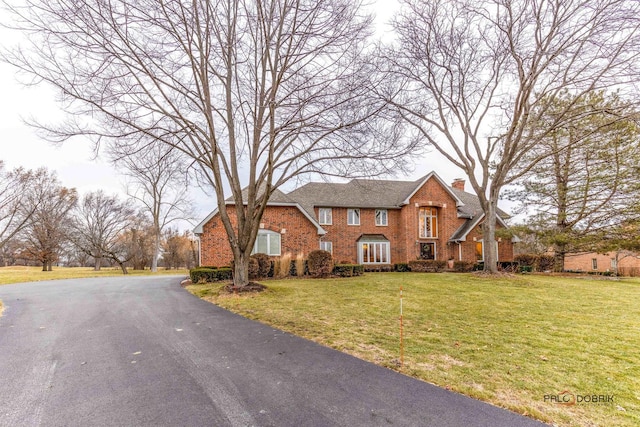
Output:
[
  {"xmin": 194, "ymin": 171, "xmax": 516, "ymax": 267},
  {"xmin": 564, "ymin": 252, "xmax": 640, "ymax": 276}
]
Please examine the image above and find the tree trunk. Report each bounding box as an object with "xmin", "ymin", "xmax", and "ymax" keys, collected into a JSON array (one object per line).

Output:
[
  {"xmin": 233, "ymin": 251, "xmax": 250, "ymax": 287},
  {"xmin": 94, "ymin": 256, "xmax": 102, "ymax": 271},
  {"xmin": 118, "ymin": 261, "xmax": 128, "ymax": 274},
  {"xmin": 553, "ymin": 245, "xmax": 566, "ymax": 272},
  {"xmin": 151, "ymin": 231, "xmax": 160, "ymax": 272},
  {"xmin": 42, "ymin": 261, "xmax": 47, "ymax": 272},
  {"xmin": 482, "ymin": 200, "xmax": 499, "ymax": 273}
]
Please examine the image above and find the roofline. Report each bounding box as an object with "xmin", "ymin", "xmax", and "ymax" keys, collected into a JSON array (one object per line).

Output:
[
  {"xmin": 193, "ymin": 208, "xmax": 218, "ymax": 235},
  {"xmin": 448, "ymin": 213, "xmax": 509, "ymax": 242},
  {"xmin": 193, "ymin": 202, "xmax": 326, "ymax": 236},
  {"xmin": 402, "ymin": 171, "xmax": 465, "ymax": 207}
]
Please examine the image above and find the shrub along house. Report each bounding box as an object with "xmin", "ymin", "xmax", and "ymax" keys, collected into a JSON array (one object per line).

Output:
[{"xmin": 194, "ymin": 171, "xmax": 516, "ymax": 268}]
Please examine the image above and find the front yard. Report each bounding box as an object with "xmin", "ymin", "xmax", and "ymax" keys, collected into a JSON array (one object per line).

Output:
[{"xmin": 188, "ymin": 273, "xmax": 640, "ymax": 427}]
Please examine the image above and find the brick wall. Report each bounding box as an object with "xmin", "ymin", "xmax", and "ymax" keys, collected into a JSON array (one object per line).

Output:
[
  {"xmin": 564, "ymin": 251, "xmax": 640, "ymax": 273},
  {"xmin": 198, "ymin": 177, "xmax": 515, "ymax": 266},
  {"xmin": 199, "ymin": 205, "xmax": 320, "ymax": 267},
  {"xmin": 319, "ymin": 207, "xmax": 402, "ymax": 264}
]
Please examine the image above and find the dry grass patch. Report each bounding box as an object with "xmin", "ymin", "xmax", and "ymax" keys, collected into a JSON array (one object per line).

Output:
[
  {"xmin": 187, "ymin": 273, "xmax": 640, "ymax": 427},
  {"xmin": 0, "ymin": 266, "xmax": 188, "ymax": 285}
]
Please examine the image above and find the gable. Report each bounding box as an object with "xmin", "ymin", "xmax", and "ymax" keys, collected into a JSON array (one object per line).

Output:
[
  {"xmin": 403, "ymin": 172, "xmax": 464, "ymax": 207},
  {"xmin": 193, "ymin": 203, "xmax": 326, "ymax": 235},
  {"xmin": 406, "ymin": 174, "xmax": 462, "ymax": 208}
]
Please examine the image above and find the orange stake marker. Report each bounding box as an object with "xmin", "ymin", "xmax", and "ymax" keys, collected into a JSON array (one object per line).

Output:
[{"xmin": 400, "ymin": 285, "xmax": 404, "ymax": 369}]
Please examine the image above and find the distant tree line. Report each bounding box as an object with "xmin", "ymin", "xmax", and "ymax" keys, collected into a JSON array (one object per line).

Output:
[{"xmin": 0, "ymin": 162, "xmax": 197, "ymax": 272}]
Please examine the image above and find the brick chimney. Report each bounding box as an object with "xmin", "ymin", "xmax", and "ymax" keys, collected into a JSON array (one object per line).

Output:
[{"xmin": 452, "ymin": 178, "xmax": 465, "ymax": 191}]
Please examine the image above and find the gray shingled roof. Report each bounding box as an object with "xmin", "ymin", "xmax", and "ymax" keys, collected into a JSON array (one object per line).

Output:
[
  {"xmin": 448, "ymin": 187, "xmax": 510, "ymax": 242},
  {"xmin": 225, "ymin": 187, "xmax": 296, "ymax": 204},
  {"xmin": 202, "ymin": 173, "xmax": 510, "ymax": 242},
  {"xmin": 287, "ymin": 178, "xmax": 423, "ymax": 222}
]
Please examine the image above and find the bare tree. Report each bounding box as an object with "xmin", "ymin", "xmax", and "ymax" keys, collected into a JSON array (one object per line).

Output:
[
  {"xmin": 120, "ymin": 212, "xmax": 155, "ymax": 270},
  {"xmin": 71, "ymin": 190, "xmax": 135, "ymax": 274},
  {"xmin": 382, "ymin": 0, "xmax": 640, "ymax": 272},
  {"xmin": 3, "ymin": 0, "xmax": 412, "ymax": 286},
  {"xmin": 0, "ymin": 162, "xmax": 36, "ymax": 250},
  {"xmin": 161, "ymin": 228, "xmax": 198, "ymax": 269},
  {"xmin": 112, "ymin": 143, "xmax": 192, "ymax": 272},
  {"xmin": 21, "ymin": 169, "xmax": 78, "ymax": 271}
]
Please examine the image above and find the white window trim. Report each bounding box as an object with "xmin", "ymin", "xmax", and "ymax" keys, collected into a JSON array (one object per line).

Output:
[
  {"xmin": 592, "ymin": 258, "xmax": 598, "ymax": 270},
  {"xmin": 252, "ymin": 229, "xmax": 281, "ymax": 256},
  {"xmin": 318, "ymin": 208, "xmax": 332, "ymax": 225},
  {"xmin": 358, "ymin": 241, "xmax": 390, "ymax": 264},
  {"xmin": 419, "ymin": 207, "xmax": 438, "ymax": 238},
  {"xmin": 347, "ymin": 208, "xmax": 360, "ymax": 226},
  {"xmin": 375, "ymin": 209, "xmax": 388, "ymax": 226},
  {"xmin": 320, "ymin": 241, "xmax": 333, "ymax": 254}
]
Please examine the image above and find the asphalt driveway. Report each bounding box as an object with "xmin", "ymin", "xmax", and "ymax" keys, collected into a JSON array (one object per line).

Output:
[{"xmin": 0, "ymin": 276, "xmax": 547, "ymax": 426}]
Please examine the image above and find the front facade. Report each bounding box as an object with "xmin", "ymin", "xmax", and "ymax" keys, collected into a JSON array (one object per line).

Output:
[{"xmin": 194, "ymin": 172, "xmax": 516, "ymax": 267}]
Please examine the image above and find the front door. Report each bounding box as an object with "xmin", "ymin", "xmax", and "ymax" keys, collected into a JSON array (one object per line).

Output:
[{"xmin": 420, "ymin": 242, "xmax": 435, "ymax": 260}]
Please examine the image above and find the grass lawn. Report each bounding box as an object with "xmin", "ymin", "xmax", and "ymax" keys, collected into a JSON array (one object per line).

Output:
[
  {"xmin": 0, "ymin": 265, "xmax": 188, "ymax": 286},
  {"xmin": 188, "ymin": 273, "xmax": 640, "ymax": 427}
]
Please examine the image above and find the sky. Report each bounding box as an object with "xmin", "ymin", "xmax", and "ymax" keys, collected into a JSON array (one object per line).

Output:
[{"xmin": 0, "ymin": 1, "xmax": 466, "ymax": 227}]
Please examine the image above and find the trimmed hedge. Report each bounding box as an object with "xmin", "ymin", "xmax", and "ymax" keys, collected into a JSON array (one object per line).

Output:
[
  {"xmin": 394, "ymin": 263, "xmax": 410, "ymax": 272},
  {"xmin": 248, "ymin": 257, "xmax": 260, "ymax": 279},
  {"xmin": 333, "ymin": 264, "xmax": 364, "ymax": 277},
  {"xmin": 307, "ymin": 250, "xmax": 333, "ymax": 278},
  {"xmin": 190, "ymin": 267, "xmax": 233, "ymax": 283},
  {"xmin": 514, "ymin": 254, "xmax": 556, "ymax": 272},
  {"xmin": 364, "ymin": 264, "xmax": 393, "ymax": 272},
  {"xmin": 190, "ymin": 268, "xmax": 216, "ymax": 283},
  {"xmin": 453, "ymin": 261, "xmax": 474, "ymax": 272},
  {"xmin": 216, "ymin": 267, "xmax": 233, "ymax": 281},
  {"xmin": 250, "ymin": 253, "xmax": 271, "ymax": 278},
  {"xmin": 408, "ymin": 259, "xmax": 447, "ymax": 272}
]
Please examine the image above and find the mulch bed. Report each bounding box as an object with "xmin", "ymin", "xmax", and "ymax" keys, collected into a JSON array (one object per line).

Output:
[{"xmin": 223, "ymin": 282, "xmax": 267, "ymax": 294}]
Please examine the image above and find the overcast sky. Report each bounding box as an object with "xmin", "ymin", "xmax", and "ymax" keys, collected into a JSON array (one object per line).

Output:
[{"xmin": 0, "ymin": 1, "xmax": 464, "ymax": 226}]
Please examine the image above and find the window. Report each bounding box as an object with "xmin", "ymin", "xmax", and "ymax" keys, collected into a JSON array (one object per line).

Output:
[
  {"xmin": 611, "ymin": 258, "xmax": 617, "ymax": 269},
  {"xmin": 474, "ymin": 240, "xmax": 498, "ymax": 262},
  {"xmin": 320, "ymin": 241, "xmax": 333, "ymax": 254},
  {"xmin": 318, "ymin": 208, "xmax": 332, "ymax": 225},
  {"xmin": 360, "ymin": 242, "xmax": 390, "ymax": 264},
  {"xmin": 419, "ymin": 207, "xmax": 438, "ymax": 238},
  {"xmin": 420, "ymin": 242, "xmax": 435, "ymax": 260},
  {"xmin": 252, "ymin": 230, "xmax": 281, "ymax": 256},
  {"xmin": 592, "ymin": 258, "xmax": 598, "ymax": 270},
  {"xmin": 475, "ymin": 241, "xmax": 483, "ymax": 262},
  {"xmin": 347, "ymin": 208, "xmax": 360, "ymax": 225},
  {"xmin": 375, "ymin": 209, "xmax": 388, "ymax": 226}
]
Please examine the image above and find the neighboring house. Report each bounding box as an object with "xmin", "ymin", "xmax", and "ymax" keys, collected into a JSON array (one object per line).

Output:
[
  {"xmin": 194, "ymin": 171, "xmax": 516, "ymax": 267},
  {"xmin": 564, "ymin": 251, "xmax": 640, "ymax": 276}
]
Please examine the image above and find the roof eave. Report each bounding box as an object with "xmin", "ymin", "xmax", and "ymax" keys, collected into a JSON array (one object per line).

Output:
[{"xmin": 193, "ymin": 202, "xmax": 326, "ymax": 236}]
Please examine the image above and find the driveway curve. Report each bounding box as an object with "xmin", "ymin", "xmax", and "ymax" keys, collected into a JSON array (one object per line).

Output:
[{"xmin": 0, "ymin": 276, "xmax": 546, "ymax": 426}]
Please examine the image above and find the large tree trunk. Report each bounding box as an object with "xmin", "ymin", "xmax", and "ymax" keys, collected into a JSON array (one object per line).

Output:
[
  {"xmin": 482, "ymin": 199, "xmax": 499, "ymax": 273},
  {"xmin": 94, "ymin": 256, "xmax": 102, "ymax": 271},
  {"xmin": 233, "ymin": 250, "xmax": 251, "ymax": 288}
]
